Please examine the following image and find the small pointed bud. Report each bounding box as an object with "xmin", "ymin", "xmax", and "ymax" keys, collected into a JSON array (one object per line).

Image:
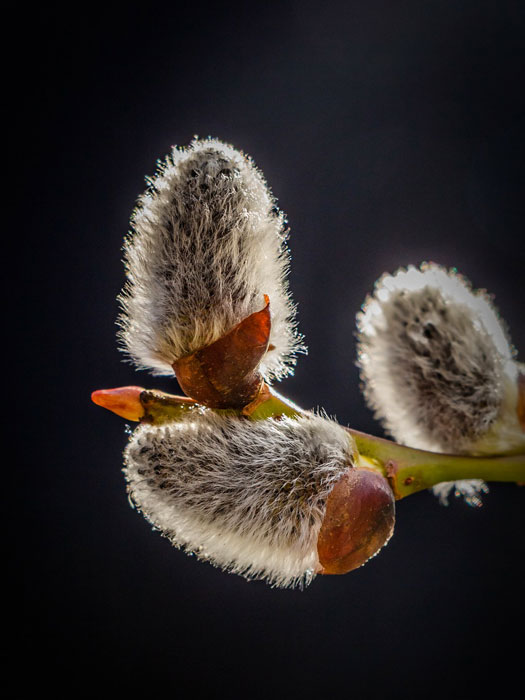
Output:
[
  {"xmin": 91, "ymin": 386, "xmax": 145, "ymax": 421},
  {"xmin": 317, "ymin": 468, "xmax": 395, "ymax": 574},
  {"xmin": 92, "ymin": 387, "xmax": 198, "ymax": 424},
  {"xmin": 173, "ymin": 296, "xmax": 271, "ymax": 408}
]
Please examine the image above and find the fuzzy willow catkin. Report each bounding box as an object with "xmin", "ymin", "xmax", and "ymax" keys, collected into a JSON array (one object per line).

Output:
[
  {"xmin": 356, "ymin": 263, "xmax": 524, "ymax": 505},
  {"xmin": 124, "ymin": 411, "xmax": 354, "ymax": 587},
  {"xmin": 118, "ymin": 138, "xmax": 303, "ymax": 382}
]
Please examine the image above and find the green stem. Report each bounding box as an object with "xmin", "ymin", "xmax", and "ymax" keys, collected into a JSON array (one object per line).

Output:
[
  {"xmin": 246, "ymin": 388, "xmax": 305, "ymax": 420},
  {"xmin": 140, "ymin": 389, "xmax": 198, "ymax": 424},
  {"xmin": 348, "ymin": 429, "xmax": 525, "ymax": 499}
]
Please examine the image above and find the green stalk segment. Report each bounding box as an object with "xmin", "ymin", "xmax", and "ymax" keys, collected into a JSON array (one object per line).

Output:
[
  {"xmin": 140, "ymin": 390, "xmax": 198, "ymax": 424},
  {"xmin": 246, "ymin": 388, "xmax": 306, "ymax": 421},
  {"xmin": 348, "ymin": 429, "xmax": 525, "ymax": 499}
]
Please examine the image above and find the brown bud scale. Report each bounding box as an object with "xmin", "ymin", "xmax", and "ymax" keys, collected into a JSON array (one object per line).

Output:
[
  {"xmin": 173, "ymin": 297, "xmax": 271, "ymax": 409},
  {"xmin": 317, "ymin": 467, "xmax": 395, "ymax": 575}
]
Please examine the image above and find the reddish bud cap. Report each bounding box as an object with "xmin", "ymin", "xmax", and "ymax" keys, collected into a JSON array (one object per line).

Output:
[
  {"xmin": 317, "ymin": 467, "xmax": 395, "ymax": 575},
  {"xmin": 173, "ymin": 296, "xmax": 271, "ymax": 409}
]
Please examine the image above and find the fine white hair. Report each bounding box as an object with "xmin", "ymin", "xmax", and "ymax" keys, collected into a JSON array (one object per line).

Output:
[
  {"xmin": 356, "ymin": 263, "xmax": 523, "ymax": 505},
  {"xmin": 118, "ymin": 137, "xmax": 304, "ymax": 382},
  {"xmin": 124, "ymin": 411, "xmax": 354, "ymax": 587}
]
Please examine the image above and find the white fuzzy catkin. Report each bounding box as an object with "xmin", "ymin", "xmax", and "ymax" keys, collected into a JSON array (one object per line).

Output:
[
  {"xmin": 357, "ymin": 263, "xmax": 523, "ymax": 505},
  {"xmin": 118, "ymin": 137, "xmax": 303, "ymax": 381},
  {"xmin": 124, "ymin": 411, "xmax": 354, "ymax": 587}
]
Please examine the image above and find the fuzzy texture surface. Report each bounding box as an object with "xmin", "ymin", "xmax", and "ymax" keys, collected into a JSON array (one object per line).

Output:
[
  {"xmin": 356, "ymin": 263, "xmax": 523, "ymax": 504},
  {"xmin": 118, "ymin": 137, "xmax": 304, "ymax": 381},
  {"xmin": 124, "ymin": 411, "xmax": 354, "ymax": 587},
  {"xmin": 432, "ymin": 479, "xmax": 489, "ymax": 508}
]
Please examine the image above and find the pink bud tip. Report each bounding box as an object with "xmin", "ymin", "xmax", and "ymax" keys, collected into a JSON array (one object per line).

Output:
[{"xmin": 91, "ymin": 386, "xmax": 145, "ymax": 421}]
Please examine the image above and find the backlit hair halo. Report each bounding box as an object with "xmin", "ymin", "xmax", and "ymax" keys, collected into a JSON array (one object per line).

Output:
[{"xmin": 92, "ymin": 138, "xmax": 525, "ymax": 587}]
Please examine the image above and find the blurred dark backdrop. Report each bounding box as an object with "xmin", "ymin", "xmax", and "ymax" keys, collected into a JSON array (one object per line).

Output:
[{"xmin": 18, "ymin": 1, "xmax": 524, "ymax": 696}]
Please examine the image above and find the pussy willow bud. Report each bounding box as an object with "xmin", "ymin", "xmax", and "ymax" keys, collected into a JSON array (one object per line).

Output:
[
  {"xmin": 118, "ymin": 138, "xmax": 303, "ymax": 387},
  {"xmin": 124, "ymin": 412, "xmax": 395, "ymax": 587},
  {"xmin": 357, "ymin": 263, "xmax": 524, "ymax": 505}
]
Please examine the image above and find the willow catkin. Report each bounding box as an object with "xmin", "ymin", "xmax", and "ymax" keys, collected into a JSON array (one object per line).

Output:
[
  {"xmin": 124, "ymin": 411, "xmax": 354, "ymax": 587},
  {"xmin": 356, "ymin": 263, "xmax": 523, "ymax": 504},
  {"xmin": 118, "ymin": 138, "xmax": 304, "ymax": 382}
]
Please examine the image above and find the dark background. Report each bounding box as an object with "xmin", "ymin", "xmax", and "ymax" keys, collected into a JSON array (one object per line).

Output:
[{"xmin": 19, "ymin": 1, "xmax": 524, "ymax": 696}]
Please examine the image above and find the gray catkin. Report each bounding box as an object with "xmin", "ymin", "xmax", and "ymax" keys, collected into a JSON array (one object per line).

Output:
[
  {"xmin": 124, "ymin": 411, "xmax": 354, "ymax": 587},
  {"xmin": 118, "ymin": 138, "xmax": 304, "ymax": 381},
  {"xmin": 356, "ymin": 263, "xmax": 523, "ymax": 505}
]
